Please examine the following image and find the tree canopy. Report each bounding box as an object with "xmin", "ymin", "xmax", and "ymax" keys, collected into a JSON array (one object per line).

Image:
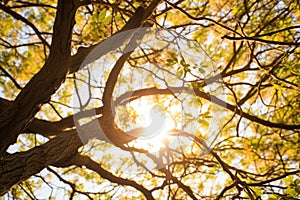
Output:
[{"xmin": 0, "ymin": 0, "xmax": 300, "ymax": 199}]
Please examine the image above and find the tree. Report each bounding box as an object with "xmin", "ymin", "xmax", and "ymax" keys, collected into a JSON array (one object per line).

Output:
[{"xmin": 0, "ymin": 0, "xmax": 300, "ymax": 199}]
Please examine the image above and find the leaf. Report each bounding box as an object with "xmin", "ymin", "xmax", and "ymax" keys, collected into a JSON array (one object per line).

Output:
[
  {"xmin": 98, "ymin": 9, "xmax": 107, "ymax": 21},
  {"xmin": 102, "ymin": 14, "xmax": 112, "ymax": 24},
  {"xmin": 198, "ymin": 67, "xmax": 206, "ymax": 74},
  {"xmin": 292, "ymin": 64, "xmax": 300, "ymax": 75},
  {"xmin": 176, "ymin": 67, "xmax": 184, "ymax": 78},
  {"xmin": 198, "ymin": 119, "xmax": 209, "ymax": 127}
]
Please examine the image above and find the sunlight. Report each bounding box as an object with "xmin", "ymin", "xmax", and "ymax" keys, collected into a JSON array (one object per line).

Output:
[{"xmin": 127, "ymin": 97, "xmax": 179, "ymax": 152}]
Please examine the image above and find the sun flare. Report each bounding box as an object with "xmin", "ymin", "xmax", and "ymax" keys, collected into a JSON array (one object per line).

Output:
[{"xmin": 127, "ymin": 97, "xmax": 180, "ymax": 152}]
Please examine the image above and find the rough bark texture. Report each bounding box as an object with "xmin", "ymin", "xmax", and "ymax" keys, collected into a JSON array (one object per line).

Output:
[
  {"xmin": 0, "ymin": 0, "xmax": 77, "ymax": 157},
  {"xmin": 0, "ymin": 131, "xmax": 81, "ymax": 195}
]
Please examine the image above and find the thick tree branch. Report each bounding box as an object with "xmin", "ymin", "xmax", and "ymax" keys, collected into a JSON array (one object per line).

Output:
[
  {"xmin": 69, "ymin": 6, "xmax": 146, "ymax": 73},
  {"xmin": 0, "ymin": 0, "xmax": 77, "ymax": 157},
  {"xmin": 0, "ymin": 131, "xmax": 82, "ymax": 195},
  {"xmin": 0, "ymin": 117, "xmax": 153, "ymax": 196},
  {"xmin": 113, "ymin": 86, "xmax": 300, "ymax": 130},
  {"xmin": 69, "ymin": 0, "xmax": 162, "ymax": 73},
  {"xmin": 99, "ymin": 29, "xmax": 146, "ymax": 147}
]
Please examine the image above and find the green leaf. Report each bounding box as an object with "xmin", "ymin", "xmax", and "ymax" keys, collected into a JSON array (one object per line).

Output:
[
  {"xmin": 198, "ymin": 119, "xmax": 209, "ymax": 127},
  {"xmin": 176, "ymin": 67, "xmax": 184, "ymax": 78},
  {"xmin": 98, "ymin": 9, "xmax": 107, "ymax": 21},
  {"xmin": 102, "ymin": 14, "xmax": 112, "ymax": 24}
]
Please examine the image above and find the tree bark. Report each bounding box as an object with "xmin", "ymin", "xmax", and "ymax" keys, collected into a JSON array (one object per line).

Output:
[
  {"xmin": 0, "ymin": 0, "xmax": 77, "ymax": 157},
  {"xmin": 0, "ymin": 131, "xmax": 81, "ymax": 195}
]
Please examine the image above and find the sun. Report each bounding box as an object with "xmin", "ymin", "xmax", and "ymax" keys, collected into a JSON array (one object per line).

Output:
[{"xmin": 126, "ymin": 96, "xmax": 180, "ymax": 152}]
